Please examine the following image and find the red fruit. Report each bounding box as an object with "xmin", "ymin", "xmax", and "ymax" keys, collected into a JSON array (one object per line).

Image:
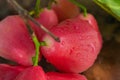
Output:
[
  {"xmin": 14, "ymin": 66, "xmax": 47, "ymax": 80},
  {"xmin": 78, "ymin": 13, "xmax": 102, "ymax": 48},
  {"xmin": 41, "ymin": 18, "xmax": 102, "ymax": 73},
  {"xmin": 0, "ymin": 15, "xmax": 36, "ymax": 66},
  {"xmin": 0, "ymin": 64, "xmax": 24, "ymax": 80},
  {"xmin": 52, "ymin": 0, "xmax": 80, "ymax": 22},
  {"xmin": 78, "ymin": 13, "xmax": 99, "ymax": 31},
  {"xmin": 30, "ymin": 8, "xmax": 58, "ymax": 40},
  {"xmin": 46, "ymin": 72, "xmax": 87, "ymax": 80}
]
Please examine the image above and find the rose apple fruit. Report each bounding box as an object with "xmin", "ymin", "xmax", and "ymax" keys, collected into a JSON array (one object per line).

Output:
[
  {"xmin": 30, "ymin": 8, "xmax": 58, "ymax": 41},
  {"xmin": 41, "ymin": 17, "xmax": 102, "ymax": 73},
  {"xmin": 52, "ymin": 0, "xmax": 80, "ymax": 22},
  {"xmin": 0, "ymin": 64, "xmax": 24, "ymax": 80},
  {"xmin": 14, "ymin": 66, "xmax": 46, "ymax": 80},
  {"xmin": 0, "ymin": 15, "xmax": 36, "ymax": 66}
]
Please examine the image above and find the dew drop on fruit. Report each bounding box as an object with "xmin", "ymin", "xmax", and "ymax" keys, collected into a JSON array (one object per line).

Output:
[
  {"xmin": 68, "ymin": 47, "xmax": 76, "ymax": 55},
  {"xmin": 76, "ymin": 52, "xmax": 81, "ymax": 58},
  {"xmin": 68, "ymin": 49, "xmax": 73, "ymax": 55},
  {"xmin": 89, "ymin": 43, "xmax": 96, "ymax": 53},
  {"xmin": 75, "ymin": 26, "xmax": 79, "ymax": 30},
  {"xmin": 61, "ymin": 41, "xmax": 65, "ymax": 45}
]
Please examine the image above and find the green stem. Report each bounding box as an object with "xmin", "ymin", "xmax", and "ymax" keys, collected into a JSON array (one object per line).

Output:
[
  {"xmin": 7, "ymin": 0, "xmax": 60, "ymax": 66},
  {"xmin": 34, "ymin": 0, "xmax": 41, "ymax": 17},
  {"xmin": 48, "ymin": 0, "xmax": 57, "ymax": 9},
  {"xmin": 32, "ymin": 34, "xmax": 40, "ymax": 66},
  {"xmin": 69, "ymin": 0, "xmax": 87, "ymax": 17}
]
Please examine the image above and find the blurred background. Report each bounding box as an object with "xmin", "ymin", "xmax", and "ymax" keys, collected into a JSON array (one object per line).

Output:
[{"xmin": 0, "ymin": 0, "xmax": 120, "ymax": 80}]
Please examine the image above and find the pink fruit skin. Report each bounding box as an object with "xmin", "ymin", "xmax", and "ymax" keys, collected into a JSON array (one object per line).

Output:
[
  {"xmin": 30, "ymin": 8, "xmax": 58, "ymax": 41},
  {"xmin": 46, "ymin": 72, "xmax": 87, "ymax": 80},
  {"xmin": 0, "ymin": 64, "xmax": 24, "ymax": 80},
  {"xmin": 52, "ymin": 0, "xmax": 80, "ymax": 22},
  {"xmin": 14, "ymin": 66, "xmax": 47, "ymax": 80},
  {"xmin": 41, "ymin": 18, "xmax": 102, "ymax": 73},
  {"xmin": 78, "ymin": 13, "xmax": 102, "ymax": 49},
  {"xmin": 79, "ymin": 13, "xmax": 99, "ymax": 32},
  {"xmin": 0, "ymin": 15, "xmax": 36, "ymax": 66}
]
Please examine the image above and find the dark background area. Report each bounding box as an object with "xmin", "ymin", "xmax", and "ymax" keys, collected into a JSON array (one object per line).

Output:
[{"xmin": 0, "ymin": 0, "xmax": 120, "ymax": 80}]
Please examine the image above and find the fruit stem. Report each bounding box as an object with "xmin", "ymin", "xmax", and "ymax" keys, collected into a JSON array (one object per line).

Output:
[
  {"xmin": 19, "ymin": 19, "xmax": 40, "ymax": 66},
  {"xmin": 69, "ymin": 0, "xmax": 87, "ymax": 17},
  {"xmin": 32, "ymin": 35, "xmax": 46, "ymax": 66},
  {"xmin": 7, "ymin": 0, "xmax": 60, "ymax": 42},
  {"xmin": 32, "ymin": 34, "xmax": 40, "ymax": 66},
  {"xmin": 34, "ymin": 0, "xmax": 41, "ymax": 17},
  {"xmin": 22, "ymin": 20, "xmax": 40, "ymax": 66},
  {"xmin": 48, "ymin": 0, "xmax": 57, "ymax": 9},
  {"xmin": 23, "ymin": 19, "xmax": 46, "ymax": 66}
]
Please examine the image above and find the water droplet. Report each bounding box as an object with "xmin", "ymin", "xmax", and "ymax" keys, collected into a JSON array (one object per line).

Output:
[
  {"xmin": 61, "ymin": 41, "xmax": 65, "ymax": 45},
  {"xmin": 89, "ymin": 43, "xmax": 96, "ymax": 52},
  {"xmin": 68, "ymin": 47, "xmax": 75, "ymax": 55}
]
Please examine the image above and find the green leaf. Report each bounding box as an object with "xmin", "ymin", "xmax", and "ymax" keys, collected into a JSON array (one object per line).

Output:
[{"xmin": 93, "ymin": 0, "xmax": 120, "ymax": 21}]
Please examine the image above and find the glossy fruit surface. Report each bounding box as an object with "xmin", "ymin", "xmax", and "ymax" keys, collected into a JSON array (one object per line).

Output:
[
  {"xmin": 30, "ymin": 8, "xmax": 58, "ymax": 41},
  {"xmin": 14, "ymin": 66, "xmax": 47, "ymax": 80},
  {"xmin": 79, "ymin": 13, "xmax": 102, "ymax": 48},
  {"xmin": 0, "ymin": 15, "xmax": 36, "ymax": 66},
  {"xmin": 41, "ymin": 18, "xmax": 102, "ymax": 73},
  {"xmin": 46, "ymin": 72, "xmax": 87, "ymax": 80},
  {"xmin": 0, "ymin": 64, "xmax": 24, "ymax": 80},
  {"xmin": 79, "ymin": 13, "xmax": 99, "ymax": 31}
]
